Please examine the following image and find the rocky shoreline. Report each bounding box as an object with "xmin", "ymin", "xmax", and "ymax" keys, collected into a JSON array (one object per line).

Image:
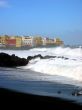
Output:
[
  {"xmin": 0, "ymin": 52, "xmax": 82, "ymax": 97},
  {"xmin": 0, "ymin": 52, "xmax": 73, "ymax": 67}
]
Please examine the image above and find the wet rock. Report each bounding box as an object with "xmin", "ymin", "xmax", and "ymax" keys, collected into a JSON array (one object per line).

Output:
[
  {"xmin": 43, "ymin": 55, "xmax": 56, "ymax": 59},
  {"xmin": 27, "ymin": 54, "xmax": 43, "ymax": 62},
  {"xmin": 0, "ymin": 53, "xmax": 44, "ymax": 67},
  {"xmin": 0, "ymin": 52, "xmax": 70, "ymax": 68},
  {"xmin": 27, "ymin": 56, "xmax": 33, "ymax": 61},
  {"xmin": 33, "ymin": 54, "xmax": 43, "ymax": 59},
  {"xmin": 64, "ymin": 57, "xmax": 69, "ymax": 60},
  {"xmin": 0, "ymin": 52, "xmax": 28, "ymax": 67},
  {"xmin": 57, "ymin": 56, "xmax": 69, "ymax": 60}
]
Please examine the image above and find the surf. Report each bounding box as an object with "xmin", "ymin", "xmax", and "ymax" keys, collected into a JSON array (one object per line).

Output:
[{"xmin": 0, "ymin": 46, "xmax": 82, "ymax": 82}]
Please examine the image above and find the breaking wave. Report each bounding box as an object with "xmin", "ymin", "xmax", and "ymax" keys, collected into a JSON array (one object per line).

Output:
[{"xmin": 0, "ymin": 46, "xmax": 82, "ymax": 82}]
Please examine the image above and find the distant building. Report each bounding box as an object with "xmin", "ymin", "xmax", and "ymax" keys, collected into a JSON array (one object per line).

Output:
[
  {"xmin": 48, "ymin": 38, "xmax": 54, "ymax": 45},
  {"xmin": 5, "ymin": 36, "xmax": 22, "ymax": 47},
  {"xmin": 22, "ymin": 36, "xmax": 34, "ymax": 47},
  {"xmin": 33, "ymin": 36, "xmax": 43, "ymax": 46},
  {"xmin": 0, "ymin": 36, "xmax": 1, "ymax": 43},
  {"xmin": 0, "ymin": 36, "xmax": 6, "ymax": 45},
  {"xmin": 54, "ymin": 38, "xmax": 64, "ymax": 45},
  {"xmin": 6, "ymin": 39, "xmax": 16, "ymax": 47},
  {"xmin": 0, "ymin": 35, "xmax": 64, "ymax": 48},
  {"xmin": 15, "ymin": 36, "xmax": 22, "ymax": 47},
  {"xmin": 42, "ymin": 38, "xmax": 47, "ymax": 45},
  {"xmin": 42, "ymin": 37, "xmax": 54, "ymax": 45},
  {"xmin": 0, "ymin": 35, "xmax": 10, "ymax": 47}
]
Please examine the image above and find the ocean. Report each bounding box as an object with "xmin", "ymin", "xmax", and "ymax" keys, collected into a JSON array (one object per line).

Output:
[{"xmin": 0, "ymin": 46, "xmax": 82, "ymax": 104}]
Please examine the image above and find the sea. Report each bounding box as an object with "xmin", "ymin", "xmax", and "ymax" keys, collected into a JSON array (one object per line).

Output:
[{"xmin": 0, "ymin": 45, "xmax": 82, "ymax": 105}]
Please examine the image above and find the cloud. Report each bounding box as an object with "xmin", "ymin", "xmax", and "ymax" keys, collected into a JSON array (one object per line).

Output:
[{"xmin": 0, "ymin": 0, "xmax": 9, "ymax": 8}]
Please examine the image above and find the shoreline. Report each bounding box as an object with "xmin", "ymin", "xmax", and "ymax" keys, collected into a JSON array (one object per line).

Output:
[{"xmin": 0, "ymin": 88, "xmax": 82, "ymax": 109}]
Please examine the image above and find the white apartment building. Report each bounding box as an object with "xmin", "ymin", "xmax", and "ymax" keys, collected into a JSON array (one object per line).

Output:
[{"xmin": 22, "ymin": 36, "xmax": 34, "ymax": 47}]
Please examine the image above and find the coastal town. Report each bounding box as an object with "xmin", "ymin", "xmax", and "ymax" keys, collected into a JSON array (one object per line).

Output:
[{"xmin": 0, "ymin": 35, "xmax": 64, "ymax": 48}]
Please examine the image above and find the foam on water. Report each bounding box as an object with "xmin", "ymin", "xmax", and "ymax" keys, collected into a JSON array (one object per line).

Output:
[
  {"xmin": 20, "ymin": 58, "xmax": 82, "ymax": 81},
  {"xmin": 0, "ymin": 46, "xmax": 82, "ymax": 59},
  {"xmin": 29, "ymin": 46, "xmax": 82, "ymax": 59},
  {"xmin": 0, "ymin": 46, "xmax": 82, "ymax": 83}
]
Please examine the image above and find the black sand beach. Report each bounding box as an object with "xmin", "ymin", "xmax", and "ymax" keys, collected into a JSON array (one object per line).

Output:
[{"xmin": 0, "ymin": 88, "xmax": 82, "ymax": 109}]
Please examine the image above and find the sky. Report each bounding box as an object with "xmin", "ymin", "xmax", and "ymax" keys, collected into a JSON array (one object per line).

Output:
[{"xmin": 0, "ymin": 0, "xmax": 82, "ymax": 45}]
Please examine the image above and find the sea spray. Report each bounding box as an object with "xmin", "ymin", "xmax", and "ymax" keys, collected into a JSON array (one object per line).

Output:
[{"xmin": 0, "ymin": 46, "xmax": 82, "ymax": 82}]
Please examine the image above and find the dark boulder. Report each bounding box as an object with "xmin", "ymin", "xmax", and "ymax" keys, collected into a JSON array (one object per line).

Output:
[
  {"xmin": 27, "ymin": 54, "xmax": 43, "ymax": 62},
  {"xmin": 43, "ymin": 55, "xmax": 56, "ymax": 59},
  {"xmin": 27, "ymin": 56, "xmax": 33, "ymax": 61},
  {"xmin": 1, "ymin": 53, "xmax": 70, "ymax": 68},
  {"xmin": 0, "ymin": 53, "xmax": 44, "ymax": 68},
  {"xmin": 33, "ymin": 54, "xmax": 43, "ymax": 59},
  {"xmin": 0, "ymin": 52, "xmax": 28, "ymax": 67}
]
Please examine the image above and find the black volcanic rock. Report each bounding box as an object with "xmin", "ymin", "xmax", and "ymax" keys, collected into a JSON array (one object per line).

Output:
[
  {"xmin": 0, "ymin": 53, "xmax": 44, "ymax": 67},
  {"xmin": 0, "ymin": 53, "xmax": 28, "ymax": 67},
  {"xmin": 43, "ymin": 55, "xmax": 56, "ymax": 59},
  {"xmin": 33, "ymin": 54, "xmax": 43, "ymax": 59},
  {"xmin": 27, "ymin": 54, "xmax": 43, "ymax": 61},
  {"xmin": 0, "ymin": 53, "xmax": 43, "ymax": 67},
  {"xmin": 0, "ymin": 52, "xmax": 70, "ymax": 68}
]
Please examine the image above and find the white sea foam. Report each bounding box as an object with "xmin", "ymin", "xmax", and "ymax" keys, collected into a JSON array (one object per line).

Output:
[
  {"xmin": 0, "ymin": 46, "xmax": 82, "ymax": 82},
  {"xmin": 20, "ymin": 58, "xmax": 82, "ymax": 81}
]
